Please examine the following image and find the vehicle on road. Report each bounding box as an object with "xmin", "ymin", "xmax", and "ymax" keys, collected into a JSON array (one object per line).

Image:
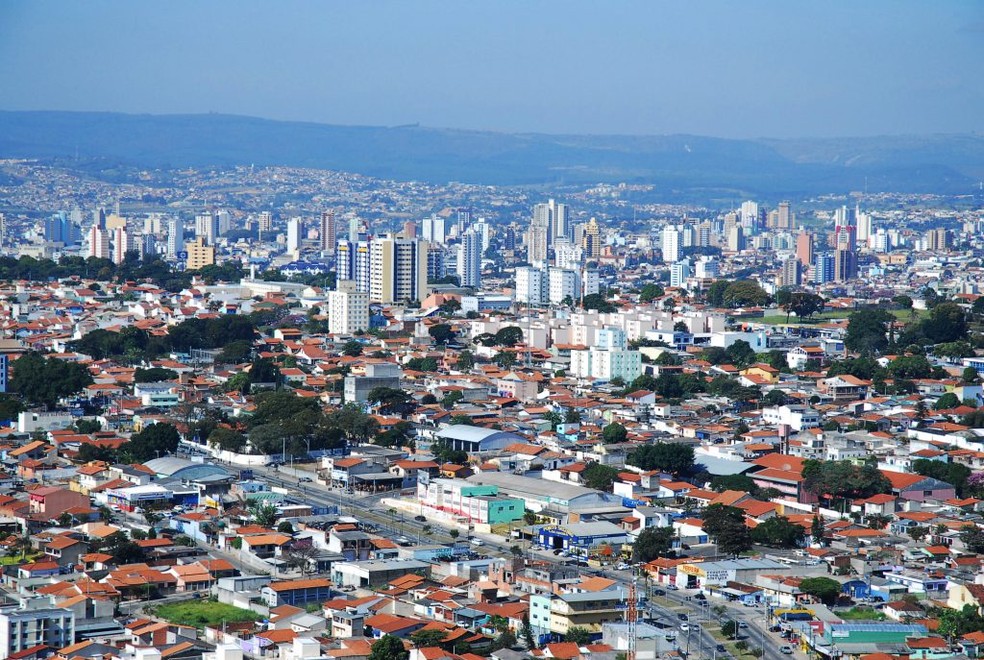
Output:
[
  {"xmin": 780, "ymin": 646, "xmax": 794, "ymax": 655},
  {"xmin": 299, "ymin": 477, "xmax": 313, "ymax": 483},
  {"xmin": 616, "ymin": 562, "xmax": 630, "ymax": 570},
  {"xmin": 470, "ymin": 538, "xmax": 484, "ymax": 546},
  {"xmin": 414, "ymin": 515, "xmax": 426, "ymax": 522},
  {"xmin": 738, "ymin": 622, "xmax": 748, "ymax": 628},
  {"xmin": 680, "ymin": 623, "xmax": 690, "ymax": 631},
  {"xmin": 677, "ymin": 613, "xmax": 689, "ymax": 621}
]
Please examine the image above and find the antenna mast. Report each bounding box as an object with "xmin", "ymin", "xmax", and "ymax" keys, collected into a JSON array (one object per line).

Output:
[{"xmin": 627, "ymin": 576, "xmax": 638, "ymax": 660}]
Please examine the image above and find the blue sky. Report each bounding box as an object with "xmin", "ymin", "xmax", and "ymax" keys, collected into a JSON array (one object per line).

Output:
[{"xmin": 1, "ymin": 1, "xmax": 981, "ymax": 138}]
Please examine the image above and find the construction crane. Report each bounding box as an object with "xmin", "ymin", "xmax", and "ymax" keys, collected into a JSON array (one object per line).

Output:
[{"xmin": 627, "ymin": 576, "xmax": 638, "ymax": 660}]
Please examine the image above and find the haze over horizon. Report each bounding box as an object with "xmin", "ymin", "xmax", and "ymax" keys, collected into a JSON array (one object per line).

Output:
[{"xmin": 2, "ymin": 1, "xmax": 982, "ymax": 140}]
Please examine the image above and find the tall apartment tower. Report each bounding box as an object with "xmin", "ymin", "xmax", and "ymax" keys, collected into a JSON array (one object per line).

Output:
[
  {"xmin": 258, "ymin": 211, "xmax": 273, "ymax": 238},
  {"xmin": 777, "ymin": 202, "xmax": 792, "ymax": 230},
  {"xmin": 526, "ymin": 220, "xmax": 549, "ymax": 266},
  {"xmin": 320, "ymin": 210, "xmax": 336, "ymax": 253},
  {"xmin": 88, "ymin": 225, "xmax": 110, "ymax": 260},
  {"xmin": 328, "ymin": 280, "xmax": 370, "ymax": 335},
  {"xmin": 185, "ymin": 237, "xmax": 216, "ymax": 270},
  {"xmin": 834, "ymin": 205, "xmax": 857, "ymax": 251},
  {"xmin": 661, "ymin": 226, "xmax": 681, "ymax": 263},
  {"xmin": 112, "ymin": 227, "xmax": 131, "ymax": 264},
  {"xmin": 581, "ymin": 217, "xmax": 601, "ymax": 259},
  {"xmin": 287, "ymin": 218, "xmax": 303, "ymax": 254},
  {"xmin": 779, "ymin": 255, "xmax": 801, "ymax": 287},
  {"xmin": 457, "ymin": 228, "xmax": 482, "ymax": 289},
  {"xmin": 796, "ymin": 231, "xmax": 814, "ymax": 268},
  {"xmin": 740, "ymin": 201, "xmax": 759, "ymax": 233},
  {"xmin": 422, "ymin": 215, "xmax": 446, "ymax": 245},
  {"xmin": 369, "ymin": 236, "xmax": 428, "ymax": 304},
  {"xmin": 834, "ymin": 248, "xmax": 858, "ymax": 282},
  {"xmin": 167, "ymin": 218, "xmax": 185, "ymax": 258},
  {"xmin": 336, "ymin": 239, "xmax": 372, "ymax": 293},
  {"xmin": 727, "ymin": 226, "xmax": 745, "ymax": 252},
  {"xmin": 195, "ymin": 211, "xmax": 218, "ymax": 245}
]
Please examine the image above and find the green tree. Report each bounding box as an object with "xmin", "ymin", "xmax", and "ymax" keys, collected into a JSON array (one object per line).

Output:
[
  {"xmin": 520, "ymin": 613, "xmax": 536, "ymax": 649},
  {"xmin": 126, "ymin": 423, "xmax": 180, "ymax": 462},
  {"xmin": 812, "ymin": 515, "xmax": 825, "ymax": 545},
  {"xmin": 602, "ymin": 422, "xmax": 628, "ymax": 444},
  {"xmin": 788, "ymin": 292, "xmax": 825, "ymax": 320},
  {"xmin": 722, "ymin": 280, "xmax": 769, "ymax": 308},
  {"xmin": 494, "ymin": 352, "xmax": 517, "ymax": 369},
  {"xmin": 799, "ymin": 577, "xmax": 842, "ymax": 604},
  {"xmin": 633, "ymin": 526, "xmax": 675, "ymax": 563},
  {"xmin": 706, "ymin": 280, "xmax": 730, "ymax": 307},
  {"xmin": 409, "ymin": 629, "xmax": 447, "ymax": 649},
  {"xmin": 493, "ymin": 326, "xmax": 524, "ymax": 347},
  {"xmin": 581, "ymin": 293, "xmax": 617, "ymax": 313},
  {"xmin": 750, "ymin": 516, "xmax": 805, "ymax": 548},
  {"xmin": 134, "ymin": 367, "xmax": 178, "ymax": 383},
  {"xmin": 702, "ymin": 504, "xmax": 752, "ymax": 555},
  {"xmin": 913, "ymin": 458, "xmax": 971, "ymax": 497},
  {"xmin": 207, "ymin": 427, "xmax": 248, "ymax": 453},
  {"xmin": 844, "ymin": 309, "xmax": 894, "ymax": 354},
  {"xmin": 924, "ymin": 302, "xmax": 968, "ymax": 344},
  {"xmin": 726, "ymin": 340, "xmax": 756, "ymax": 367},
  {"xmin": 640, "ymin": 284, "xmax": 665, "ymax": 303},
  {"xmin": 428, "ymin": 324, "xmax": 455, "ymax": 345},
  {"xmin": 342, "ymin": 340, "xmax": 364, "ymax": 357},
  {"xmin": 722, "ymin": 620, "xmax": 739, "ymax": 638},
  {"xmin": 11, "ymin": 352, "xmax": 94, "ymax": 406},
  {"xmin": 248, "ymin": 501, "xmax": 279, "ymax": 527},
  {"xmin": 369, "ymin": 635, "xmax": 409, "ymax": 660},
  {"xmin": 582, "ymin": 463, "xmax": 619, "ymax": 492},
  {"xmin": 367, "ymin": 387, "xmax": 415, "ymax": 415},
  {"xmin": 627, "ymin": 443, "xmax": 695, "ymax": 476},
  {"xmin": 455, "ymin": 350, "xmax": 475, "ymax": 371},
  {"xmin": 935, "ymin": 393, "xmax": 961, "ymax": 410},
  {"xmin": 277, "ymin": 521, "xmax": 294, "ymax": 534},
  {"xmin": 710, "ymin": 474, "xmax": 758, "ymax": 494},
  {"xmin": 74, "ymin": 418, "xmax": 102, "ymax": 434},
  {"xmin": 218, "ymin": 340, "xmax": 253, "ymax": 364},
  {"xmin": 963, "ymin": 367, "xmax": 979, "ymax": 384}
]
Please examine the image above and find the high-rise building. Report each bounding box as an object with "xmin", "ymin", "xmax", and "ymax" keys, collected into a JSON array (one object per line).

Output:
[
  {"xmin": 695, "ymin": 257, "xmax": 718, "ymax": 279},
  {"xmin": 0, "ymin": 601, "xmax": 75, "ymax": 659},
  {"xmin": 926, "ymin": 228, "xmax": 952, "ymax": 252},
  {"xmin": 142, "ymin": 234, "xmax": 156, "ymax": 257},
  {"xmin": 185, "ymin": 237, "xmax": 215, "ymax": 270},
  {"xmin": 661, "ymin": 226, "xmax": 681, "ymax": 263},
  {"xmin": 856, "ymin": 210, "xmax": 872, "ymax": 243},
  {"xmin": 216, "ymin": 210, "xmax": 232, "ymax": 236},
  {"xmin": 548, "ymin": 268, "xmax": 580, "ymax": 305},
  {"xmin": 777, "ymin": 202, "xmax": 792, "ymax": 230},
  {"xmin": 814, "ymin": 252, "xmax": 835, "ymax": 284},
  {"xmin": 287, "ymin": 218, "xmax": 303, "ymax": 254},
  {"xmin": 167, "ymin": 218, "xmax": 184, "ymax": 258},
  {"xmin": 530, "ymin": 199, "xmax": 571, "ymax": 249},
  {"xmin": 457, "ymin": 229, "xmax": 482, "ymax": 289},
  {"xmin": 426, "ymin": 245, "xmax": 446, "ymax": 281},
  {"xmin": 258, "ymin": 211, "xmax": 273, "ymax": 238},
  {"xmin": 422, "ymin": 215, "xmax": 446, "ymax": 245},
  {"xmin": 553, "ymin": 241, "xmax": 583, "ymax": 270},
  {"xmin": 402, "ymin": 220, "xmax": 417, "ymax": 239},
  {"xmin": 796, "ymin": 231, "xmax": 814, "ymax": 268},
  {"xmin": 92, "ymin": 208, "xmax": 106, "ymax": 230},
  {"xmin": 456, "ymin": 209, "xmax": 472, "ymax": 236},
  {"xmin": 320, "ymin": 211, "xmax": 336, "ymax": 253},
  {"xmin": 473, "ymin": 220, "xmax": 491, "ymax": 253},
  {"xmin": 581, "ymin": 217, "xmax": 601, "ymax": 259},
  {"xmin": 195, "ymin": 211, "xmax": 218, "ymax": 246},
  {"xmin": 369, "ymin": 236, "xmax": 428, "ymax": 303},
  {"xmin": 834, "ymin": 205, "xmax": 857, "ymax": 251},
  {"xmin": 88, "ymin": 225, "xmax": 110, "ymax": 260},
  {"xmin": 0, "ymin": 213, "xmax": 5, "ymax": 247},
  {"xmin": 336, "ymin": 239, "xmax": 372, "ymax": 293},
  {"xmin": 526, "ymin": 221, "xmax": 549, "ymax": 266},
  {"xmin": 112, "ymin": 226, "xmax": 131, "ymax": 264},
  {"xmin": 727, "ymin": 226, "xmax": 746, "ymax": 252},
  {"xmin": 328, "ymin": 280, "xmax": 370, "ymax": 335},
  {"xmin": 740, "ymin": 201, "xmax": 759, "ymax": 233},
  {"xmin": 670, "ymin": 259, "xmax": 692, "ymax": 288},
  {"xmin": 515, "ymin": 266, "xmax": 548, "ymax": 306},
  {"xmin": 833, "ymin": 248, "xmax": 857, "ymax": 282},
  {"xmin": 780, "ymin": 255, "xmax": 801, "ymax": 287}
]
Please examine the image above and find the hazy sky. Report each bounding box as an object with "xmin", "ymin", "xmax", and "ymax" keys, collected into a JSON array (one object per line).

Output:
[{"xmin": 2, "ymin": 1, "xmax": 981, "ymax": 138}]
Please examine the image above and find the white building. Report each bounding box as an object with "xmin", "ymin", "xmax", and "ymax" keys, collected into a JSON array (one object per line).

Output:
[
  {"xmin": 670, "ymin": 259, "xmax": 691, "ymax": 288},
  {"xmin": 195, "ymin": 211, "xmax": 218, "ymax": 245},
  {"xmin": 457, "ymin": 228, "xmax": 482, "ymax": 289},
  {"xmin": 112, "ymin": 226, "xmax": 131, "ymax": 264},
  {"xmin": 761, "ymin": 405, "xmax": 821, "ymax": 432},
  {"xmin": 166, "ymin": 218, "xmax": 184, "ymax": 259},
  {"xmin": 695, "ymin": 257, "xmax": 718, "ymax": 279},
  {"xmin": 0, "ymin": 600, "xmax": 74, "ymax": 659},
  {"xmin": 571, "ymin": 327, "xmax": 642, "ymax": 382},
  {"xmin": 422, "ymin": 215, "xmax": 446, "ymax": 245},
  {"xmin": 369, "ymin": 235, "xmax": 428, "ymax": 304},
  {"xmin": 328, "ymin": 280, "xmax": 370, "ymax": 335},
  {"xmin": 87, "ymin": 225, "xmax": 110, "ymax": 260},
  {"xmin": 515, "ymin": 266, "xmax": 547, "ymax": 306},
  {"xmin": 661, "ymin": 226, "xmax": 681, "ymax": 264},
  {"xmin": 548, "ymin": 268, "xmax": 580, "ymax": 305},
  {"xmin": 287, "ymin": 218, "xmax": 303, "ymax": 254}
]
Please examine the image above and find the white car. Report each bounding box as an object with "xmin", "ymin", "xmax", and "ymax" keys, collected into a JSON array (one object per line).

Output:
[{"xmin": 680, "ymin": 623, "xmax": 690, "ymax": 632}]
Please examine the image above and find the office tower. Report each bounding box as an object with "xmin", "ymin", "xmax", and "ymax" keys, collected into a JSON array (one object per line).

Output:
[
  {"xmin": 526, "ymin": 220, "xmax": 549, "ymax": 266},
  {"xmin": 515, "ymin": 266, "xmax": 548, "ymax": 306},
  {"xmin": 0, "ymin": 213, "xmax": 5, "ymax": 247},
  {"xmin": 0, "ymin": 355, "xmax": 7, "ymax": 393},
  {"xmin": 320, "ymin": 210, "xmax": 336, "ymax": 253},
  {"xmin": 336, "ymin": 239, "xmax": 372, "ymax": 293},
  {"xmin": 834, "ymin": 248, "xmax": 857, "ymax": 282},
  {"xmin": 216, "ymin": 210, "xmax": 232, "ymax": 236},
  {"xmin": 661, "ymin": 226, "xmax": 681, "ymax": 263},
  {"xmin": 530, "ymin": 199, "xmax": 571, "ymax": 246},
  {"xmin": 796, "ymin": 231, "xmax": 814, "ymax": 268},
  {"xmin": 185, "ymin": 237, "xmax": 215, "ymax": 270},
  {"xmin": 167, "ymin": 218, "xmax": 184, "ymax": 258},
  {"xmin": 287, "ymin": 218, "xmax": 303, "ymax": 254},
  {"xmin": 740, "ymin": 201, "xmax": 759, "ymax": 233},
  {"xmin": 402, "ymin": 220, "xmax": 417, "ymax": 239},
  {"xmin": 93, "ymin": 208, "xmax": 106, "ymax": 229},
  {"xmin": 580, "ymin": 217, "xmax": 601, "ymax": 260},
  {"xmin": 582, "ymin": 268, "xmax": 600, "ymax": 298},
  {"xmin": 195, "ymin": 211, "xmax": 218, "ymax": 245},
  {"xmin": 88, "ymin": 225, "xmax": 110, "ymax": 259},
  {"xmin": 369, "ymin": 235, "xmax": 428, "ymax": 303},
  {"xmin": 548, "ymin": 268, "xmax": 580, "ymax": 305},
  {"xmin": 780, "ymin": 255, "xmax": 801, "ymax": 287},
  {"xmin": 258, "ymin": 211, "xmax": 273, "ymax": 238},
  {"xmin": 680, "ymin": 223, "xmax": 697, "ymax": 248},
  {"xmin": 112, "ymin": 227, "xmax": 131, "ymax": 264},
  {"xmin": 426, "ymin": 245, "xmax": 447, "ymax": 281},
  {"xmin": 422, "ymin": 215, "xmax": 447, "ymax": 245},
  {"xmin": 457, "ymin": 228, "xmax": 482, "ymax": 289},
  {"xmin": 328, "ymin": 280, "xmax": 370, "ymax": 335},
  {"xmin": 834, "ymin": 205, "xmax": 856, "ymax": 251},
  {"xmin": 727, "ymin": 226, "xmax": 746, "ymax": 252},
  {"xmin": 856, "ymin": 210, "xmax": 872, "ymax": 243},
  {"xmin": 670, "ymin": 259, "xmax": 692, "ymax": 288},
  {"xmin": 348, "ymin": 216, "xmax": 361, "ymax": 243},
  {"xmin": 44, "ymin": 214, "xmax": 65, "ymax": 243},
  {"xmin": 871, "ymin": 229, "xmax": 889, "ymax": 253}
]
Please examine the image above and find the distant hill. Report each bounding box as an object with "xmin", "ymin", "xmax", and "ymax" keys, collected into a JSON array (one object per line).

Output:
[{"xmin": 0, "ymin": 110, "xmax": 981, "ymax": 197}]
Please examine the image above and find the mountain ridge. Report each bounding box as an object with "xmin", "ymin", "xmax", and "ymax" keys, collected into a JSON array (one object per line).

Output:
[{"xmin": 1, "ymin": 110, "xmax": 981, "ymax": 197}]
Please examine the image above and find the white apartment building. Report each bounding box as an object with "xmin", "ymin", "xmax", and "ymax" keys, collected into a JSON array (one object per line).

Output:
[
  {"xmin": 328, "ymin": 280, "xmax": 370, "ymax": 335},
  {"xmin": 515, "ymin": 266, "xmax": 547, "ymax": 306},
  {"xmin": 0, "ymin": 600, "xmax": 74, "ymax": 659},
  {"xmin": 761, "ymin": 404, "xmax": 821, "ymax": 432},
  {"xmin": 571, "ymin": 327, "xmax": 642, "ymax": 382},
  {"xmin": 457, "ymin": 228, "xmax": 482, "ymax": 289},
  {"xmin": 548, "ymin": 268, "xmax": 580, "ymax": 305},
  {"xmin": 661, "ymin": 226, "xmax": 681, "ymax": 263},
  {"xmin": 287, "ymin": 218, "xmax": 303, "ymax": 254},
  {"xmin": 369, "ymin": 236, "xmax": 428, "ymax": 303}
]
